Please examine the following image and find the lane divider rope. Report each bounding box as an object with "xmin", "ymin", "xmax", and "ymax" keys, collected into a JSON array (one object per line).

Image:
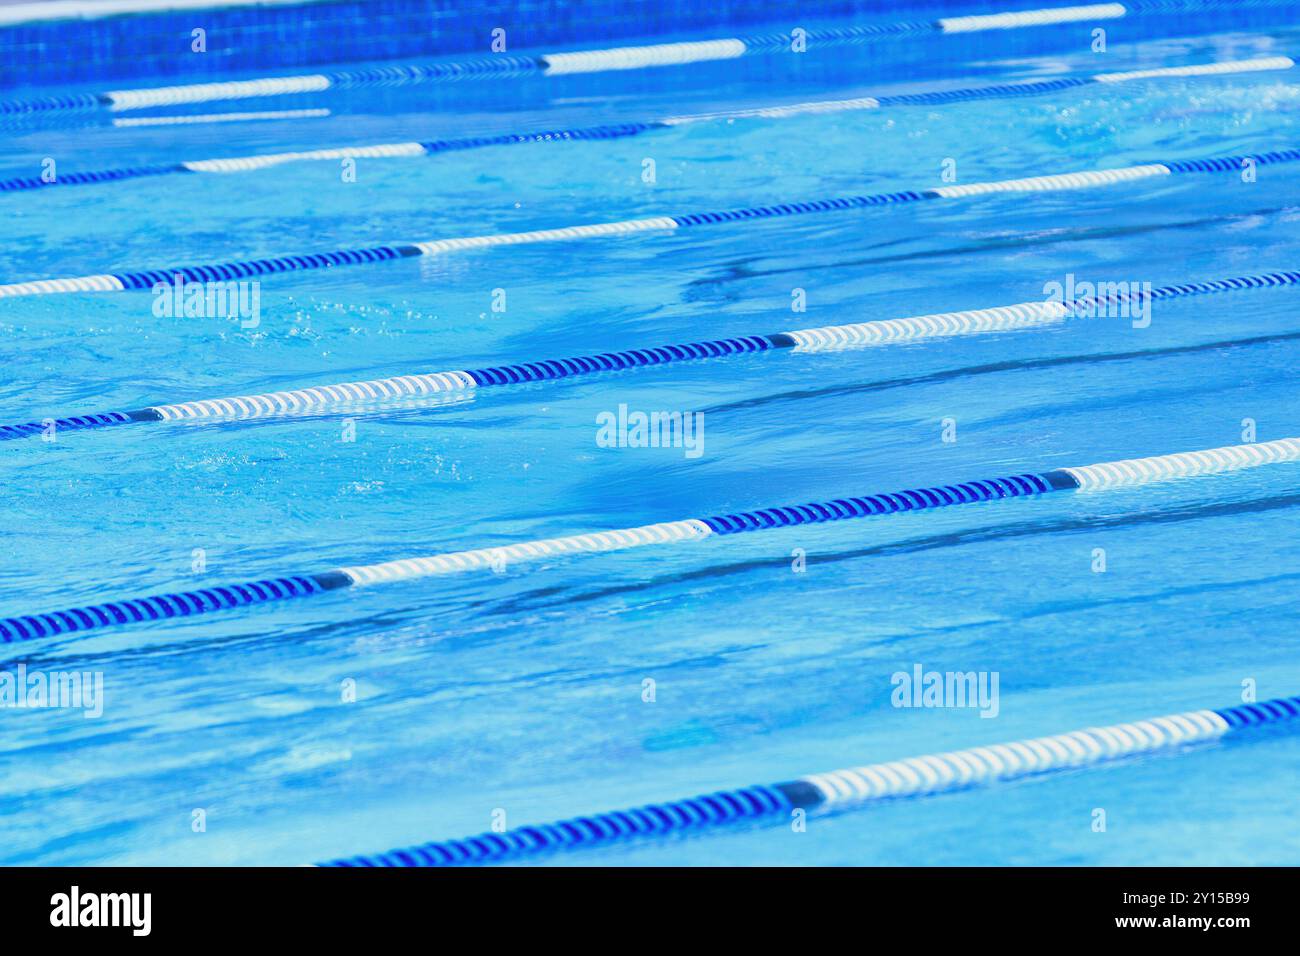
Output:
[
  {"xmin": 3, "ymin": 436, "xmax": 1299, "ymax": 643},
  {"xmin": 0, "ymin": 5, "xmax": 1128, "ymax": 116},
  {"xmin": 315, "ymin": 694, "xmax": 1300, "ymax": 866},
  {"xmin": 2, "ymin": 148, "xmax": 1296, "ymax": 299},
  {"xmin": 4, "ymin": 268, "xmax": 1296, "ymax": 442},
  {"xmin": 2, "ymin": 57, "xmax": 1290, "ymax": 194}
]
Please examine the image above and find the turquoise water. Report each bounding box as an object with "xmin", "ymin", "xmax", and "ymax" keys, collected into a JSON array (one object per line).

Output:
[{"xmin": 2, "ymin": 15, "xmax": 1300, "ymax": 865}]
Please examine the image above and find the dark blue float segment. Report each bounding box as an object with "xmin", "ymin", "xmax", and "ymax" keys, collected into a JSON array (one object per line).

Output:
[
  {"xmin": 671, "ymin": 191, "xmax": 931, "ymax": 227},
  {"xmin": 1041, "ymin": 469, "xmax": 1082, "ymax": 490},
  {"xmin": 0, "ymin": 163, "xmax": 189, "ymax": 191},
  {"xmin": 320, "ymin": 783, "xmax": 791, "ymax": 867},
  {"xmin": 467, "ymin": 334, "xmax": 773, "ymax": 386},
  {"xmin": 1068, "ymin": 270, "xmax": 1300, "ymax": 314},
  {"xmin": 327, "ymin": 55, "xmax": 544, "ymax": 87},
  {"xmin": 0, "ymin": 91, "xmax": 106, "ymax": 114},
  {"xmin": 112, "ymin": 244, "xmax": 412, "ymax": 289},
  {"xmin": 1160, "ymin": 147, "xmax": 1300, "ymax": 174},
  {"xmin": 1146, "ymin": 270, "xmax": 1300, "ymax": 298},
  {"xmin": 875, "ymin": 75, "xmax": 1093, "ymax": 108},
  {"xmin": 1214, "ymin": 695, "xmax": 1300, "ymax": 729},
  {"xmin": 0, "ymin": 411, "xmax": 134, "ymax": 442},
  {"xmin": 311, "ymin": 571, "xmax": 355, "ymax": 591},
  {"xmin": 773, "ymin": 779, "xmax": 826, "ymax": 809},
  {"xmin": 700, "ymin": 473, "xmax": 1058, "ymax": 534},
  {"xmin": 0, "ymin": 575, "xmax": 326, "ymax": 644},
  {"xmin": 420, "ymin": 121, "xmax": 663, "ymax": 154}
]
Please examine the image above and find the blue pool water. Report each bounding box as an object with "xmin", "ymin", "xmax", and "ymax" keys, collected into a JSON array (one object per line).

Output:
[{"xmin": 3, "ymin": 9, "xmax": 1300, "ymax": 865}]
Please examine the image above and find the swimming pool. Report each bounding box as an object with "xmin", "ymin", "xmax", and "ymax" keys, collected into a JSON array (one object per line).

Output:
[{"xmin": 3, "ymin": 0, "xmax": 1300, "ymax": 866}]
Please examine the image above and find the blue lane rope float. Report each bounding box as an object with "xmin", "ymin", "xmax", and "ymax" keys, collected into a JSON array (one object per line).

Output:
[
  {"xmin": 3, "ymin": 148, "xmax": 1297, "ymax": 300},
  {"xmin": 317, "ymin": 694, "xmax": 1300, "ymax": 866},
  {"xmin": 0, "ymin": 4, "xmax": 1129, "ymax": 117},
  {"xmin": 3, "ymin": 436, "xmax": 1299, "ymax": 644},
  {"xmin": 2, "ymin": 57, "xmax": 1289, "ymax": 193},
  {"xmin": 4, "ymin": 268, "xmax": 1296, "ymax": 442}
]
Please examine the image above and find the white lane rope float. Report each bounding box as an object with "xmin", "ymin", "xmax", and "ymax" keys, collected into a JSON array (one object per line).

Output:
[
  {"xmin": 0, "ymin": 4, "xmax": 1132, "ymax": 115},
  {"xmin": 315, "ymin": 693, "xmax": 1300, "ymax": 865},
  {"xmin": 1, "ymin": 147, "xmax": 1296, "ymax": 299},
  {"xmin": 3, "ymin": 267, "xmax": 1296, "ymax": 443},
  {"xmin": 3, "ymin": 435, "xmax": 1299, "ymax": 644},
  {"xmin": 2, "ymin": 57, "xmax": 1289, "ymax": 193}
]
